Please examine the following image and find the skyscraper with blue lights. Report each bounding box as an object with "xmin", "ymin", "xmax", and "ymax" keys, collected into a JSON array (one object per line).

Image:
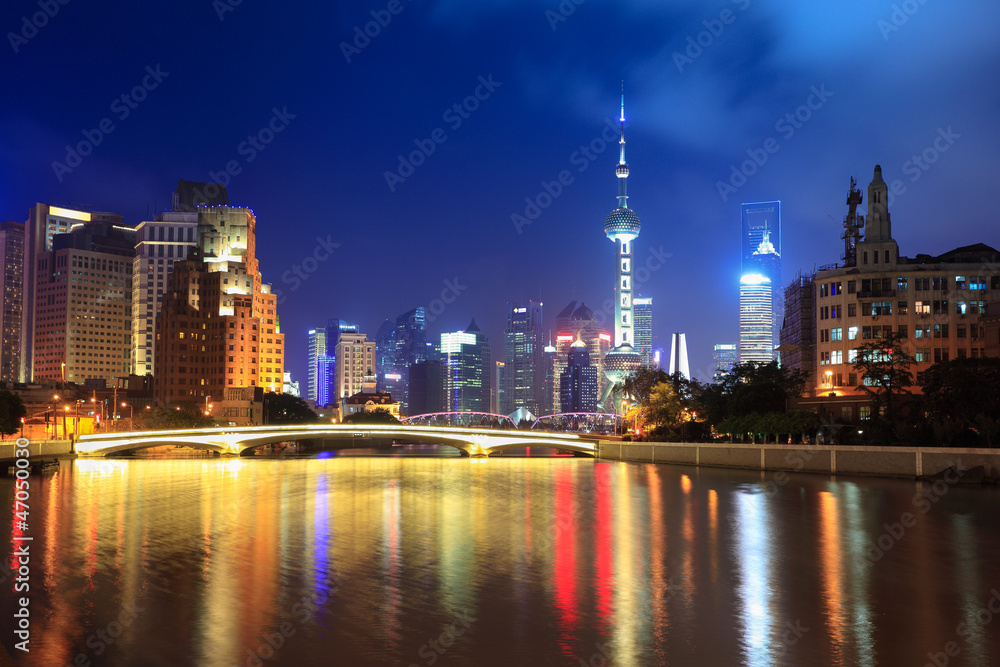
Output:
[{"xmin": 740, "ymin": 201, "xmax": 781, "ymax": 363}]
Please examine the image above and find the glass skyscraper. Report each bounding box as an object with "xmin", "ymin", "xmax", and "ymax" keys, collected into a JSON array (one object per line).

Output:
[
  {"xmin": 740, "ymin": 201, "xmax": 781, "ymax": 363},
  {"xmin": 441, "ymin": 320, "xmax": 491, "ymax": 412},
  {"xmin": 633, "ymin": 297, "xmax": 652, "ymax": 368},
  {"xmin": 501, "ymin": 301, "xmax": 543, "ymax": 416}
]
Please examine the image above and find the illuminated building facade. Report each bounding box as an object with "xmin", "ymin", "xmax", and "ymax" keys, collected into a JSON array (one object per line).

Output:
[
  {"xmin": 633, "ymin": 297, "xmax": 653, "ymax": 367},
  {"xmin": 374, "ymin": 318, "xmax": 395, "ymax": 391},
  {"xmin": 332, "ymin": 332, "xmax": 375, "ymax": 402},
  {"xmin": 21, "ymin": 203, "xmax": 123, "ymax": 381},
  {"xmin": 306, "ymin": 328, "xmax": 326, "ymax": 403},
  {"xmin": 713, "ymin": 343, "xmax": 737, "ymax": 377},
  {"xmin": 0, "ymin": 221, "xmax": 24, "ymax": 383},
  {"xmin": 739, "ymin": 274, "xmax": 773, "ymax": 364},
  {"xmin": 501, "ymin": 301, "xmax": 543, "ymax": 415},
  {"xmin": 441, "ymin": 320, "xmax": 491, "ymax": 412},
  {"xmin": 668, "ymin": 333, "xmax": 690, "ymax": 380},
  {"xmin": 154, "ymin": 204, "xmax": 284, "ymax": 404},
  {"xmin": 541, "ymin": 339, "xmax": 556, "ymax": 415},
  {"xmin": 602, "ymin": 92, "xmax": 643, "ymax": 400},
  {"xmin": 812, "ymin": 166, "xmax": 1000, "ymax": 398},
  {"xmin": 740, "ymin": 201, "xmax": 781, "ymax": 362},
  {"xmin": 394, "ymin": 307, "xmax": 427, "ymax": 413},
  {"xmin": 33, "ymin": 223, "xmax": 135, "ymax": 384}
]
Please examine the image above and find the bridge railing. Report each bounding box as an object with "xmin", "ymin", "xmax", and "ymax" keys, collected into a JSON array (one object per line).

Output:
[
  {"xmin": 531, "ymin": 412, "xmax": 624, "ymax": 435},
  {"xmin": 401, "ymin": 412, "xmax": 517, "ymax": 429}
]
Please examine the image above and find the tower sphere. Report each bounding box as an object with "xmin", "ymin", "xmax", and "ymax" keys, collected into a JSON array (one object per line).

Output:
[{"xmin": 604, "ymin": 207, "xmax": 641, "ymax": 241}]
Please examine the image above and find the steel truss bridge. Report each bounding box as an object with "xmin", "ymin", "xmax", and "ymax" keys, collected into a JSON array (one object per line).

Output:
[
  {"xmin": 75, "ymin": 423, "xmax": 599, "ymax": 458},
  {"xmin": 530, "ymin": 412, "xmax": 624, "ymax": 435}
]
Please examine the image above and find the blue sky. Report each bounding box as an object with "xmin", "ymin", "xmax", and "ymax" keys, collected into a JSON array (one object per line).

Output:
[{"xmin": 2, "ymin": 0, "xmax": 998, "ymax": 382}]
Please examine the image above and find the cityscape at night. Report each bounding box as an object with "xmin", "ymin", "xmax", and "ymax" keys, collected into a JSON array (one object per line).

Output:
[{"xmin": 2, "ymin": 1, "xmax": 1000, "ymax": 665}]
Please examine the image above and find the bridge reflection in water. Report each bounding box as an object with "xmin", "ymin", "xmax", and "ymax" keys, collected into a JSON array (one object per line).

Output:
[{"xmin": 75, "ymin": 422, "xmax": 601, "ymax": 458}]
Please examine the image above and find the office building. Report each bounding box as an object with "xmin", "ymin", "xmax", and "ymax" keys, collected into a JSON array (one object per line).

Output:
[
  {"xmin": 374, "ymin": 318, "xmax": 395, "ymax": 391},
  {"xmin": 409, "ymin": 360, "xmax": 443, "ymax": 415},
  {"xmin": 33, "ymin": 222, "xmax": 135, "ymax": 385},
  {"xmin": 306, "ymin": 328, "xmax": 326, "ymax": 403},
  {"xmin": 0, "ymin": 221, "xmax": 24, "ymax": 383},
  {"xmin": 633, "ymin": 297, "xmax": 653, "ymax": 367},
  {"xmin": 154, "ymin": 204, "xmax": 284, "ymax": 404},
  {"xmin": 668, "ymin": 333, "xmax": 690, "ymax": 380},
  {"xmin": 493, "ymin": 361, "xmax": 505, "ymax": 414},
  {"xmin": 713, "ymin": 343, "xmax": 737, "ymax": 378},
  {"xmin": 552, "ymin": 302, "xmax": 611, "ymax": 412},
  {"xmin": 602, "ymin": 93, "xmax": 643, "ymax": 403},
  {"xmin": 812, "ymin": 165, "xmax": 1000, "ymax": 400},
  {"xmin": 541, "ymin": 339, "xmax": 556, "ymax": 416},
  {"xmin": 740, "ymin": 201, "xmax": 782, "ymax": 361},
  {"xmin": 559, "ymin": 340, "xmax": 598, "ymax": 412},
  {"xmin": 501, "ymin": 301, "xmax": 543, "ymax": 415},
  {"xmin": 21, "ymin": 203, "xmax": 123, "ymax": 381},
  {"xmin": 316, "ymin": 354, "xmax": 335, "ymax": 407},
  {"xmin": 739, "ymin": 274, "xmax": 774, "ymax": 364},
  {"xmin": 441, "ymin": 320, "xmax": 491, "ymax": 412},
  {"xmin": 394, "ymin": 307, "xmax": 427, "ymax": 412}
]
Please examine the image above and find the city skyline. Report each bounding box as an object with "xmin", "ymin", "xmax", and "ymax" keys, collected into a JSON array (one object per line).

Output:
[{"xmin": 2, "ymin": 2, "xmax": 998, "ymax": 382}]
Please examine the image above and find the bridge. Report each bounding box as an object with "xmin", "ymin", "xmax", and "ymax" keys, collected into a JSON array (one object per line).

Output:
[{"xmin": 74, "ymin": 423, "xmax": 600, "ymax": 458}]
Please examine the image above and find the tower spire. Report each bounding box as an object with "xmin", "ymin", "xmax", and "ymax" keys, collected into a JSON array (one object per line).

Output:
[{"xmin": 615, "ymin": 83, "xmax": 629, "ymax": 209}]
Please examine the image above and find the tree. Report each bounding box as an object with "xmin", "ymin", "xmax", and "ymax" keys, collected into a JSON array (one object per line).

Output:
[
  {"xmin": 342, "ymin": 408, "xmax": 399, "ymax": 424},
  {"xmin": 696, "ymin": 361, "xmax": 807, "ymax": 427},
  {"xmin": 133, "ymin": 402, "xmax": 215, "ymax": 430},
  {"xmin": 645, "ymin": 382, "xmax": 683, "ymax": 430},
  {"xmin": 621, "ymin": 366, "xmax": 670, "ymax": 404},
  {"xmin": 265, "ymin": 393, "xmax": 318, "ymax": 424},
  {"xmin": 919, "ymin": 357, "xmax": 1000, "ymax": 446},
  {"xmin": 852, "ymin": 332, "xmax": 914, "ymax": 421},
  {"xmin": 0, "ymin": 389, "xmax": 27, "ymax": 437}
]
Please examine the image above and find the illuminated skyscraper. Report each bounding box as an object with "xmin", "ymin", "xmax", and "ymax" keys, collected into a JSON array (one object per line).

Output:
[
  {"xmin": 713, "ymin": 343, "xmax": 737, "ymax": 377},
  {"xmin": 0, "ymin": 221, "xmax": 24, "ymax": 384},
  {"xmin": 739, "ymin": 274, "xmax": 773, "ymax": 364},
  {"xmin": 394, "ymin": 306, "xmax": 427, "ymax": 413},
  {"xmin": 501, "ymin": 301, "xmax": 543, "ymax": 415},
  {"xmin": 560, "ymin": 341, "xmax": 598, "ymax": 413},
  {"xmin": 633, "ymin": 297, "xmax": 652, "ymax": 367},
  {"xmin": 552, "ymin": 302, "xmax": 611, "ymax": 412},
  {"xmin": 740, "ymin": 201, "xmax": 781, "ymax": 360},
  {"xmin": 441, "ymin": 320, "xmax": 490, "ymax": 412},
  {"xmin": 306, "ymin": 328, "xmax": 326, "ymax": 403},
  {"xmin": 602, "ymin": 91, "xmax": 642, "ymax": 402}
]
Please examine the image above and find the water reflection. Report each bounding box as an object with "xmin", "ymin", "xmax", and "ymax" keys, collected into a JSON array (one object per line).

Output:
[{"xmin": 2, "ymin": 458, "xmax": 999, "ymax": 666}]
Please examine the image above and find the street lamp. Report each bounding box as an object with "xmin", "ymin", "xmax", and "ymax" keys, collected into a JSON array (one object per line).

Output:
[{"xmin": 121, "ymin": 402, "xmax": 133, "ymax": 420}]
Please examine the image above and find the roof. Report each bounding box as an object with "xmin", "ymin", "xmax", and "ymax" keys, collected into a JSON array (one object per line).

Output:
[{"xmin": 342, "ymin": 392, "xmax": 397, "ymax": 405}]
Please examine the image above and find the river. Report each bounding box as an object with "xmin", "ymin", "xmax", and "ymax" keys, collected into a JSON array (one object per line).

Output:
[{"xmin": 2, "ymin": 452, "xmax": 999, "ymax": 666}]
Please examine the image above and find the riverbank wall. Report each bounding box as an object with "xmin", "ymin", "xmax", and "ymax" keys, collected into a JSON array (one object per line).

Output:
[
  {"xmin": 596, "ymin": 440, "xmax": 1000, "ymax": 480},
  {"xmin": 0, "ymin": 439, "xmax": 74, "ymax": 462}
]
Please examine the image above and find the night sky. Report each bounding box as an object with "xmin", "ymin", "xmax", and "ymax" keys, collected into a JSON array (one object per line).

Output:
[{"xmin": 2, "ymin": 0, "xmax": 998, "ymax": 383}]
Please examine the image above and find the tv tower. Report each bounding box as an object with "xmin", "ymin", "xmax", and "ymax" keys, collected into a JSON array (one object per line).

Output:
[{"xmin": 602, "ymin": 88, "xmax": 643, "ymax": 405}]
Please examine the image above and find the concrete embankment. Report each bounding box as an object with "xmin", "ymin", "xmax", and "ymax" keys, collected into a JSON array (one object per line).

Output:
[
  {"xmin": 0, "ymin": 439, "xmax": 74, "ymax": 462},
  {"xmin": 597, "ymin": 440, "xmax": 1000, "ymax": 480}
]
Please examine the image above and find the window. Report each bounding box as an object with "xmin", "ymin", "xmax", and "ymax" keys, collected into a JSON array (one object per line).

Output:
[
  {"xmin": 932, "ymin": 300, "xmax": 949, "ymax": 315},
  {"xmin": 915, "ymin": 277, "xmax": 930, "ymax": 291},
  {"xmin": 831, "ymin": 305, "xmax": 839, "ymax": 319},
  {"xmin": 831, "ymin": 327, "xmax": 843, "ymax": 341},
  {"xmin": 915, "ymin": 301, "xmax": 930, "ymax": 315},
  {"xmin": 862, "ymin": 326, "xmax": 872, "ymax": 340},
  {"xmin": 957, "ymin": 325, "xmax": 966, "ymax": 339},
  {"xmin": 820, "ymin": 351, "xmax": 830, "ymax": 365},
  {"xmin": 832, "ymin": 350, "xmax": 843, "ymax": 364},
  {"xmin": 932, "ymin": 276, "xmax": 948, "ymax": 291},
  {"xmin": 863, "ymin": 251, "xmax": 868, "ymax": 265},
  {"xmin": 897, "ymin": 325, "xmax": 907, "ymax": 338},
  {"xmin": 860, "ymin": 406, "xmax": 871, "ymax": 420},
  {"xmin": 848, "ymin": 303, "xmax": 857, "ymax": 317},
  {"xmin": 820, "ymin": 329, "xmax": 829, "ymax": 343},
  {"xmin": 873, "ymin": 251, "xmax": 879, "ymax": 264},
  {"xmin": 933, "ymin": 324, "xmax": 948, "ymax": 339},
  {"xmin": 847, "ymin": 280, "xmax": 856, "ymax": 294},
  {"xmin": 897, "ymin": 277, "xmax": 908, "ymax": 292},
  {"xmin": 831, "ymin": 282, "xmax": 841, "ymax": 296},
  {"xmin": 897, "ymin": 301, "xmax": 908, "ymax": 316},
  {"xmin": 915, "ymin": 348, "xmax": 930, "ymax": 363},
  {"xmin": 870, "ymin": 301, "xmax": 891, "ymax": 316},
  {"xmin": 848, "ymin": 373, "xmax": 857, "ymax": 386},
  {"xmin": 848, "ymin": 326, "xmax": 859, "ymax": 341},
  {"xmin": 820, "ymin": 283, "xmax": 828, "ymax": 297},
  {"xmin": 915, "ymin": 326, "xmax": 930, "ymax": 339},
  {"xmin": 956, "ymin": 275, "xmax": 967, "ymax": 290},
  {"xmin": 885, "ymin": 250, "xmax": 890, "ymax": 264},
  {"xmin": 957, "ymin": 348, "xmax": 967, "ymax": 360},
  {"xmin": 934, "ymin": 348, "xmax": 949, "ymax": 363}
]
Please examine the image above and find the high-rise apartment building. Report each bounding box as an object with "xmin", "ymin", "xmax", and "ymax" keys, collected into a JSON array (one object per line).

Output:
[
  {"xmin": 559, "ymin": 340, "xmax": 598, "ymax": 412},
  {"xmin": 332, "ymin": 332, "xmax": 375, "ymax": 402},
  {"xmin": 154, "ymin": 204, "xmax": 284, "ymax": 404},
  {"xmin": 441, "ymin": 320, "xmax": 491, "ymax": 412},
  {"xmin": 306, "ymin": 328, "xmax": 327, "ymax": 403},
  {"xmin": 501, "ymin": 301, "xmax": 543, "ymax": 415},
  {"xmin": 740, "ymin": 201, "xmax": 781, "ymax": 362},
  {"xmin": 633, "ymin": 297, "xmax": 653, "ymax": 367},
  {"xmin": 812, "ymin": 166, "xmax": 1000, "ymax": 398},
  {"xmin": 21, "ymin": 203, "xmax": 123, "ymax": 381},
  {"xmin": 33, "ymin": 223, "xmax": 135, "ymax": 384},
  {"xmin": 0, "ymin": 221, "xmax": 24, "ymax": 383},
  {"xmin": 602, "ymin": 93, "xmax": 643, "ymax": 403}
]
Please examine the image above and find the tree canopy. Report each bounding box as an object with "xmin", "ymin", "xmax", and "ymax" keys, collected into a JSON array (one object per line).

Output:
[
  {"xmin": 851, "ymin": 332, "xmax": 914, "ymax": 420},
  {"xmin": 133, "ymin": 402, "xmax": 215, "ymax": 430},
  {"xmin": 0, "ymin": 389, "xmax": 27, "ymax": 437},
  {"xmin": 342, "ymin": 408, "xmax": 399, "ymax": 424},
  {"xmin": 265, "ymin": 393, "xmax": 318, "ymax": 424}
]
